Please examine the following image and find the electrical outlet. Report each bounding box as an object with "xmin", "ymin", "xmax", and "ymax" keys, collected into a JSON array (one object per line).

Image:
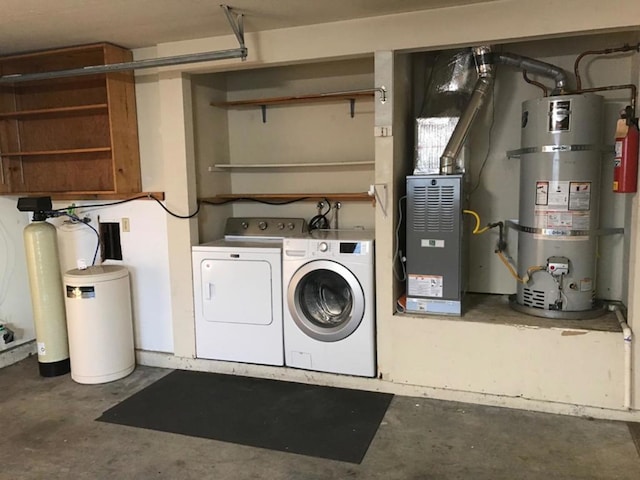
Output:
[{"xmin": 121, "ymin": 217, "xmax": 130, "ymax": 232}]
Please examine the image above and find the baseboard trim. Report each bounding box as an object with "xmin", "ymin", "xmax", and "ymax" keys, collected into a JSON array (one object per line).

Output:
[{"xmin": 136, "ymin": 349, "xmax": 640, "ymax": 423}]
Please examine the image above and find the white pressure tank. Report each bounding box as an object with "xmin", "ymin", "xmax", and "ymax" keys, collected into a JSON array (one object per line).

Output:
[{"xmin": 64, "ymin": 265, "xmax": 135, "ymax": 384}]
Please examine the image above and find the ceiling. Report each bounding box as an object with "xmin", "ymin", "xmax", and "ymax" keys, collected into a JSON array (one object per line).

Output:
[{"xmin": 0, "ymin": 0, "xmax": 495, "ymax": 56}]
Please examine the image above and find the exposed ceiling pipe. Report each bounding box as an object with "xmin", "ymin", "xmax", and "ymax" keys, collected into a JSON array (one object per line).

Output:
[
  {"xmin": 493, "ymin": 51, "xmax": 569, "ymax": 93},
  {"xmin": 574, "ymin": 43, "xmax": 640, "ymax": 90},
  {"xmin": 0, "ymin": 4, "xmax": 247, "ymax": 84},
  {"xmin": 440, "ymin": 46, "xmax": 495, "ymax": 175}
]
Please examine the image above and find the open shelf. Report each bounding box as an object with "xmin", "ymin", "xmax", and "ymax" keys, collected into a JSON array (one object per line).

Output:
[
  {"xmin": 1, "ymin": 147, "xmax": 111, "ymax": 157},
  {"xmin": 212, "ymin": 91, "xmax": 376, "ymax": 108},
  {"xmin": 14, "ymin": 191, "xmax": 167, "ymax": 201},
  {"xmin": 0, "ymin": 43, "xmax": 141, "ymax": 195},
  {"xmin": 0, "ymin": 103, "xmax": 108, "ymax": 119},
  {"xmin": 212, "ymin": 88, "xmax": 382, "ymax": 122}
]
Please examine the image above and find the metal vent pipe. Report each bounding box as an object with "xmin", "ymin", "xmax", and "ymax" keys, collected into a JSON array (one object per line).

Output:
[
  {"xmin": 440, "ymin": 46, "xmax": 495, "ymax": 174},
  {"xmin": 493, "ymin": 52, "xmax": 569, "ymax": 92},
  {"xmin": 439, "ymin": 47, "xmax": 570, "ymax": 175}
]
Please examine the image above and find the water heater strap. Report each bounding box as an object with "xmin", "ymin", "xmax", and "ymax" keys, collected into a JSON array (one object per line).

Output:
[
  {"xmin": 507, "ymin": 220, "xmax": 623, "ymax": 237},
  {"xmin": 507, "ymin": 144, "xmax": 614, "ymax": 158}
]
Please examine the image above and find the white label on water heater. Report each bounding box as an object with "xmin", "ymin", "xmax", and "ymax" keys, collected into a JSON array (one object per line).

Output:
[
  {"xmin": 37, "ymin": 342, "xmax": 46, "ymax": 356},
  {"xmin": 533, "ymin": 179, "xmax": 591, "ymax": 240},
  {"xmin": 568, "ymin": 182, "xmax": 591, "ymax": 211},
  {"xmin": 408, "ymin": 274, "xmax": 443, "ymax": 298},
  {"xmin": 546, "ymin": 181, "xmax": 569, "ymax": 209},
  {"xmin": 535, "ymin": 181, "xmax": 549, "ymax": 205}
]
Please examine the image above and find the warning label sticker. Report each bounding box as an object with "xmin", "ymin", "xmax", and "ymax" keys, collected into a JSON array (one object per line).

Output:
[
  {"xmin": 535, "ymin": 181, "xmax": 549, "ymax": 206},
  {"xmin": 568, "ymin": 182, "xmax": 591, "ymax": 211},
  {"xmin": 547, "ymin": 180, "xmax": 569, "ymax": 210},
  {"xmin": 534, "ymin": 210, "xmax": 591, "ymax": 230},
  {"xmin": 408, "ymin": 274, "xmax": 443, "ymax": 298}
]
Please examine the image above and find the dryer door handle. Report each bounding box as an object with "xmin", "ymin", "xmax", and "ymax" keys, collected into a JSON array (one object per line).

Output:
[{"xmin": 204, "ymin": 282, "xmax": 215, "ymax": 300}]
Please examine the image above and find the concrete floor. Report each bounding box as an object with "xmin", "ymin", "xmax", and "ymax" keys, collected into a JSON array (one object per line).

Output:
[{"xmin": 2, "ymin": 355, "xmax": 640, "ymax": 480}]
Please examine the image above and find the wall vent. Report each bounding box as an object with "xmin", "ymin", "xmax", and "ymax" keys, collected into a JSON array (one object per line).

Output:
[
  {"xmin": 422, "ymin": 184, "xmax": 455, "ymax": 233},
  {"xmin": 411, "ymin": 185, "xmax": 427, "ymax": 232}
]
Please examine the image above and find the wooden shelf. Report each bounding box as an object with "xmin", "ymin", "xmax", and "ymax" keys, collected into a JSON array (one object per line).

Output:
[
  {"xmin": 212, "ymin": 91, "xmax": 375, "ymax": 108},
  {"xmin": 212, "ymin": 89, "xmax": 380, "ymax": 122},
  {"xmin": 0, "ymin": 191, "xmax": 165, "ymax": 201},
  {"xmin": 0, "ymin": 103, "xmax": 108, "ymax": 119},
  {"xmin": 1, "ymin": 147, "xmax": 111, "ymax": 157},
  {"xmin": 200, "ymin": 192, "xmax": 374, "ymax": 204},
  {"xmin": 211, "ymin": 161, "xmax": 374, "ymax": 170}
]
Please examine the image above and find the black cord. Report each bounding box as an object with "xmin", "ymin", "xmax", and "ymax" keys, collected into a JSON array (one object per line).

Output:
[
  {"xmin": 308, "ymin": 198, "xmax": 331, "ymax": 231},
  {"xmin": 200, "ymin": 197, "xmax": 312, "ymax": 206},
  {"xmin": 53, "ymin": 193, "xmax": 317, "ymax": 222},
  {"xmin": 154, "ymin": 198, "xmax": 200, "ymax": 219},
  {"xmin": 50, "ymin": 194, "xmax": 152, "ymax": 212},
  {"xmin": 51, "ymin": 194, "xmax": 201, "ymax": 219}
]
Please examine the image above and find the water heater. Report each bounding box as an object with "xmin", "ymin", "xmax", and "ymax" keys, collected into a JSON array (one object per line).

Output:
[{"xmin": 511, "ymin": 93, "xmax": 605, "ymax": 318}]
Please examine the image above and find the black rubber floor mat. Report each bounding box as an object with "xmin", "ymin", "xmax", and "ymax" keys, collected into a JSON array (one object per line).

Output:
[
  {"xmin": 629, "ymin": 422, "xmax": 640, "ymax": 458},
  {"xmin": 97, "ymin": 369, "xmax": 393, "ymax": 464}
]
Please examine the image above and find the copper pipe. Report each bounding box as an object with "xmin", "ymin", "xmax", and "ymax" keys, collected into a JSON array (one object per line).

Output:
[
  {"xmin": 574, "ymin": 43, "xmax": 640, "ymax": 90},
  {"xmin": 573, "ymin": 84, "xmax": 636, "ymax": 117},
  {"xmin": 522, "ymin": 70, "xmax": 549, "ymax": 96}
]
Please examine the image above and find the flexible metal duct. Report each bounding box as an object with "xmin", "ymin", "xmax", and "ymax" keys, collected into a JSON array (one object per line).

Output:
[
  {"xmin": 439, "ymin": 47, "xmax": 570, "ymax": 174},
  {"xmin": 440, "ymin": 46, "xmax": 495, "ymax": 174}
]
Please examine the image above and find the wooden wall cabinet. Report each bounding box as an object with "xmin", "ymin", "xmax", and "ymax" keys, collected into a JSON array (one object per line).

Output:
[{"xmin": 0, "ymin": 43, "xmax": 141, "ymax": 197}]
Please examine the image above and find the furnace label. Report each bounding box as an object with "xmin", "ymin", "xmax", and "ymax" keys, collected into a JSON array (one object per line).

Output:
[{"xmin": 408, "ymin": 274, "xmax": 443, "ymax": 298}]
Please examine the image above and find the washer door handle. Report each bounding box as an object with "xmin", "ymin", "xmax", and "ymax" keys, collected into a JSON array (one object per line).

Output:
[{"xmin": 204, "ymin": 282, "xmax": 215, "ymax": 300}]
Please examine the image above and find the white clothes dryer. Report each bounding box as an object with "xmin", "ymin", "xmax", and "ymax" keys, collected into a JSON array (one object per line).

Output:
[
  {"xmin": 282, "ymin": 230, "xmax": 376, "ymax": 377},
  {"xmin": 192, "ymin": 217, "xmax": 307, "ymax": 366}
]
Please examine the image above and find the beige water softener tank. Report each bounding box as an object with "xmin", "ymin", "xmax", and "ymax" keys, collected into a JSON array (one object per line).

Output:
[
  {"xmin": 24, "ymin": 219, "xmax": 70, "ymax": 377},
  {"xmin": 64, "ymin": 265, "xmax": 135, "ymax": 384}
]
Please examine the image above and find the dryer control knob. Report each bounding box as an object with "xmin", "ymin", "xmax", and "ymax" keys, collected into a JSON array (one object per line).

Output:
[
  {"xmin": 287, "ymin": 222, "xmax": 296, "ymax": 230},
  {"xmin": 277, "ymin": 222, "xmax": 285, "ymax": 230},
  {"xmin": 319, "ymin": 242, "xmax": 328, "ymax": 252},
  {"xmin": 258, "ymin": 221, "xmax": 268, "ymax": 230},
  {"xmin": 241, "ymin": 221, "xmax": 249, "ymax": 229}
]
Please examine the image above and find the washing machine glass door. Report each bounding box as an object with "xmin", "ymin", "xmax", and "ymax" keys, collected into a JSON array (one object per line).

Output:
[{"xmin": 287, "ymin": 260, "xmax": 364, "ymax": 342}]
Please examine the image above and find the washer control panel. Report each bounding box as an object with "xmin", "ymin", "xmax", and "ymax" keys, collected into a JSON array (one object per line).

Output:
[{"xmin": 225, "ymin": 217, "xmax": 308, "ymax": 239}]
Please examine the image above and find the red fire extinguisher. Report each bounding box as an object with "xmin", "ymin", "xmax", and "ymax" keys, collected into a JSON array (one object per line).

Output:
[{"xmin": 613, "ymin": 106, "xmax": 639, "ymax": 193}]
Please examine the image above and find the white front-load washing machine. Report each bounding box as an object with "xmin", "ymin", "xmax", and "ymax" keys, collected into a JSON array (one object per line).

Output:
[
  {"xmin": 192, "ymin": 217, "xmax": 307, "ymax": 366},
  {"xmin": 282, "ymin": 230, "xmax": 376, "ymax": 377}
]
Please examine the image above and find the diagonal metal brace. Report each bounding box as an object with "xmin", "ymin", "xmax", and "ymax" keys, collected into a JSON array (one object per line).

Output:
[
  {"xmin": 0, "ymin": 5, "xmax": 248, "ymax": 83},
  {"xmin": 221, "ymin": 4, "xmax": 246, "ymax": 58}
]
